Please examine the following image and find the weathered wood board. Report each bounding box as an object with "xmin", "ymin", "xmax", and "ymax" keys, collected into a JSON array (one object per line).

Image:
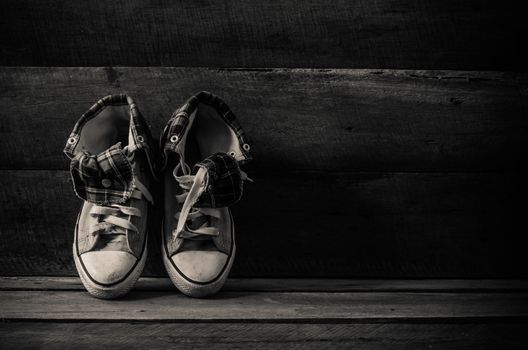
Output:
[
  {"xmin": 1, "ymin": 290, "xmax": 527, "ymax": 321},
  {"xmin": 2, "ymin": 322, "xmax": 527, "ymax": 350},
  {"xmin": 3, "ymin": 276, "xmax": 528, "ymax": 292},
  {"xmin": 0, "ymin": 0, "xmax": 524, "ymax": 69},
  {"xmin": 1, "ymin": 68, "xmax": 526, "ymax": 172},
  {"xmin": 2, "ymin": 278, "xmax": 526, "ymax": 349},
  {"xmin": 0, "ymin": 170, "xmax": 525, "ymax": 277}
]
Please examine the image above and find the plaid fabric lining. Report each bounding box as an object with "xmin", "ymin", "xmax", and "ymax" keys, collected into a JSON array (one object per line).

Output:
[
  {"xmin": 64, "ymin": 94, "xmax": 158, "ymax": 180},
  {"xmin": 161, "ymin": 91, "xmax": 252, "ymax": 167},
  {"xmin": 194, "ymin": 152, "xmax": 244, "ymax": 208},
  {"xmin": 70, "ymin": 143, "xmax": 134, "ymax": 205}
]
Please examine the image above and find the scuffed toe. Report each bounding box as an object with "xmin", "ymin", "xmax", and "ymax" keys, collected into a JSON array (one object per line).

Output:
[
  {"xmin": 81, "ymin": 251, "xmax": 137, "ymax": 285},
  {"xmin": 172, "ymin": 250, "xmax": 228, "ymax": 284}
]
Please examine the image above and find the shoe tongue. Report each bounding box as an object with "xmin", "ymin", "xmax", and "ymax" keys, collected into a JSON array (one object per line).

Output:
[{"xmin": 98, "ymin": 233, "xmax": 128, "ymax": 251}]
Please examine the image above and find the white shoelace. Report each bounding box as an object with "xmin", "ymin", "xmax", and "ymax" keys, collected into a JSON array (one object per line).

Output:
[
  {"xmin": 86, "ymin": 145, "xmax": 153, "ymax": 250},
  {"xmin": 171, "ymin": 154, "xmax": 253, "ymax": 241},
  {"xmin": 88, "ymin": 178, "xmax": 152, "ymax": 250},
  {"xmin": 172, "ymin": 162, "xmax": 221, "ymax": 240}
]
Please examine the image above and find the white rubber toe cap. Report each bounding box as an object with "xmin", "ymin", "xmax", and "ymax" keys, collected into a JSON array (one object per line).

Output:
[
  {"xmin": 80, "ymin": 251, "xmax": 137, "ymax": 285},
  {"xmin": 171, "ymin": 250, "xmax": 228, "ymax": 283}
]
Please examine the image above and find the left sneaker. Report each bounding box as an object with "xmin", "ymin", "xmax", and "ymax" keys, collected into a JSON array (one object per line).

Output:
[
  {"xmin": 160, "ymin": 91, "xmax": 252, "ymax": 297},
  {"xmin": 64, "ymin": 94, "xmax": 158, "ymax": 299}
]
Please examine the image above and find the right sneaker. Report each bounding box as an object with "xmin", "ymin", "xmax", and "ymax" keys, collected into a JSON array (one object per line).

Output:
[
  {"xmin": 160, "ymin": 91, "xmax": 252, "ymax": 297},
  {"xmin": 64, "ymin": 94, "xmax": 158, "ymax": 299}
]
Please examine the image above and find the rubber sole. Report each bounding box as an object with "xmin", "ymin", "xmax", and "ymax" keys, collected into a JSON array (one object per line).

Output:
[{"xmin": 162, "ymin": 242, "xmax": 235, "ymax": 298}]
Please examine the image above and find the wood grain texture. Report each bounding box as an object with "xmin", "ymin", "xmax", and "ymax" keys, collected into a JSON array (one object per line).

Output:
[
  {"xmin": 1, "ymin": 67, "xmax": 527, "ymax": 172},
  {"xmin": 1, "ymin": 322, "xmax": 527, "ymax": 350},
  {"xmin": 1, "ymin": 290, "xmax": 527, "ymax": 321},
  {"xmin": 0, "ymin": 170, "xmax": 525, "ymax": 277},
  {"xmin": 3, "ymin": 277, "xmax": 528, "ymax": 292},
  {"xmin": 0, "ymin": 0, "xmax": 524, "ymax": 69}
]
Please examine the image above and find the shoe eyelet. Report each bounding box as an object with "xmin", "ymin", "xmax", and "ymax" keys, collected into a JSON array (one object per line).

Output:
[
  {"xmin": 67, "ymin": 137, "xmax": 76, "ymax": 145},
  {"xmin": 229, "ymin": 151, "xmax": 236, "ymax": 157},
  {"xmin": 170, "ymin": 135, "xmax": 179, "ymax": 143},
  {"xmin": 137, "ymin": 135, "xmax": 144, "ymax": 143},
  {"xmin": 243, "ymin": 143, "xmax": 251, "ymax": 151}
]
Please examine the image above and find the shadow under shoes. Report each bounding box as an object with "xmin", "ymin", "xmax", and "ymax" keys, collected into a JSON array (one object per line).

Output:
[
  {"xmin": 64, "ymin": 95, "xmax": 158, "ymax": 299},
  {"xmin": 161, "ymin": 91, "xmax": 252, "ymax": 298}
]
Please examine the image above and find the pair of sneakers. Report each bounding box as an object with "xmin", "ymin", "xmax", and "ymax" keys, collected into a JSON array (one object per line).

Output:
[{"xmin": 64, "ymin": 92, "xmax": 252, "ymax": 299}]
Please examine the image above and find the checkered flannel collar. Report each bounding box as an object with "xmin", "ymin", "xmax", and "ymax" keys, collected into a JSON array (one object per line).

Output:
[
  {"xmin": 160, "ymin": 91, "xmax": 252, "ymax": 169},
  {"xmin": 161, "ymin": 91, "xmax": 252, "ymax": 208},
  {"xmin": 192, "ymin": 152, "xmax": 245, "ymax": 208},
  {"xmin": 70, "ymin": 143, "xmax": 135, "ymax": 205},
  {"xmin": 63, "ymin": 94, "xmax": 158, "ymax": 205}
]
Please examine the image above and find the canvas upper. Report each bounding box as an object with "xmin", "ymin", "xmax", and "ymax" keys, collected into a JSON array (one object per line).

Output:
[
  {"xmin": 64, "ymin": 94, "xmax": 157, "ymax": 298},
  {"xmin": 160, "ymin": 91, "xmax": 251, "ymax": 297}
]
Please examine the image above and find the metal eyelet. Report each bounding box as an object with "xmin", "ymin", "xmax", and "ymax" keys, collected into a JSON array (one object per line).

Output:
[
  {"xmin": 67, "ymin": 137, "xmax": 76, "ymax": 145},
  {"xmin": 243, "ymin": 143, "xmax": 251, "ymax": 151},
  {"xmin": 170, "ymin": 135, "xmax": 179, "ymax": 143},
  {"xmin": 229, "ymin": 151, "xmax": 236, "ymax": 157},
  {"xmin": 137, "ymin": 135, "xmax": 144, "ymax": 143}
]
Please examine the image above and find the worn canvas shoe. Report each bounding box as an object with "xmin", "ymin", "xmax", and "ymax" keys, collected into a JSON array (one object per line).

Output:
[
  {"xmin": 161, "ymin": 91, "xmax": 252, "ymax": 297},
  {"xmin": 64, "ymin": 95, "xmax": 158, "ymax": 299}
]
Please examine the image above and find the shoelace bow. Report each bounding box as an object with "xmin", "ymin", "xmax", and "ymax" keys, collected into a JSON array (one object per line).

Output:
[
  {"xmin": 83, "ymin": 145, "xmax": 153, "ymax": 250},
  {"xmin": 172, "ymin": 160, "xmax": 252, "ymax": 241},
  {"xmin": 172, "ymin": 162, "xmax": 220, "ymax": 240}
]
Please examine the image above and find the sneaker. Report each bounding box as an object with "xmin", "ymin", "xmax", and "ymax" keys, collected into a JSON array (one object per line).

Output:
[
  {"xmin": 64, "ymin": 94, "xmax": 158, "ymax": 299},
  {"xmin": 160, "ymin": 91, "xmax": 252, "ymax": 297}
]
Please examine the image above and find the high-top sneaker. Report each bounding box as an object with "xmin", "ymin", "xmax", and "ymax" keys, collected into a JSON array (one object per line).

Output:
[
  {"xmin": 160, "ymin": 91, "xmax": 252, "ymax": 297},
  {"xmin": 64, "ymin": 95, "xmax": 158, "ymax": 299}
]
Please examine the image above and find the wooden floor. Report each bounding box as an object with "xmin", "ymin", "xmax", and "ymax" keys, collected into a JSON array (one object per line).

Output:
[{"xmin": 1, "ymin": 278, "xmax": 527, "ymax": 349}]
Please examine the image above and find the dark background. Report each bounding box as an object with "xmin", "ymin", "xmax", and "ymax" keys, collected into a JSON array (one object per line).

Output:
[{"xmin": 0, "ymin": 0, "xmax": 527, "ymax": 278}]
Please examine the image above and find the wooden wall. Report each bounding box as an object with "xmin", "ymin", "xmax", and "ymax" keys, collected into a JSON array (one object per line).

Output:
[
  {"xmin": 1, "ymin": 0, "xmax": 525, "ymax": 69},
  {"xmin": 0, "ymin": 1, "xmax": 526, "ymax": 277}
]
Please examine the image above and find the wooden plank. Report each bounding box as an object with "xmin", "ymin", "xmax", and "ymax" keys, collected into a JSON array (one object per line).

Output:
[
  {"xmin": 3, "ymin": 277, "xmax": 528, "ymax": 292},
  {"xmin": 1, "ymin": 67, "xmax": 527, "ymax": 172},
  {"xmin": 1, "ymin": 290, "xmax": 527, "ymax": 321},
  {"xmin": 0, "ymin": 170, "xmax": 525, "ymax": 277},
  {"xmin": 0, "ymin": 0, "xmax": 524, "ymax": 69},
  {"xmin": 1, "ymin": 323, "xmax": 527, "ymax": 350}
]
